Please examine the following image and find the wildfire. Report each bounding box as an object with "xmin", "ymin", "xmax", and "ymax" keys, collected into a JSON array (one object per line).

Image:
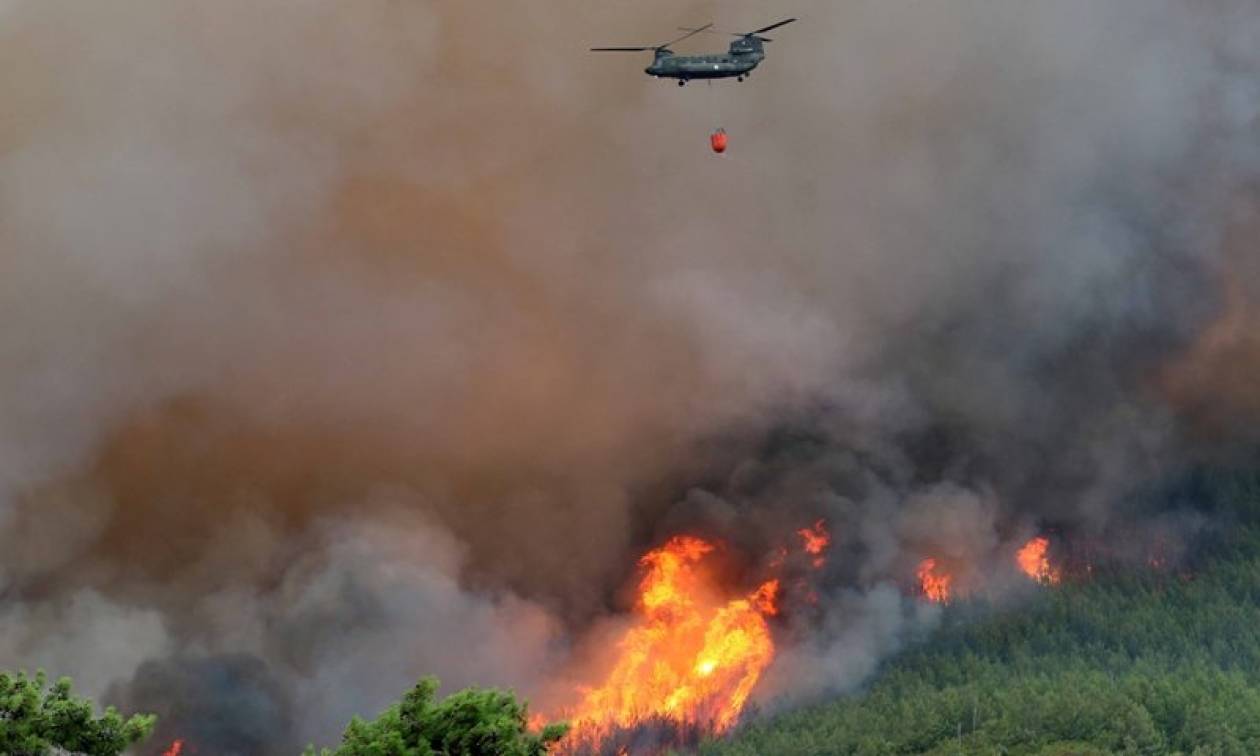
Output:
[
  {"xmin": 797, "ymin": 519, "xmax": 831, "ymax": 569},
  {"xmin": 162, "ymin": 741, "xmax": 184, "ymax": 756},
  {"xmin": 559, "ymin": 536, "xmax": 778, "ymax": 747},
  {"xmin": 1017, "ymin": 537, "xmax": 1061, "ymax": 584},
  {"xmin": 917, "ymin": 558, "xmax": 953, "ymax": 603},
  {"xmin": 750, "ymin": 579, "xmax": 781, "ymax": 616}
]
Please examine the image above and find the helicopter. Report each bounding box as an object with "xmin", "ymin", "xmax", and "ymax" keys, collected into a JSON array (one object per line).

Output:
[{"xmin": 591, "ymin": 18, "xmax": 797, "ymax": 85}]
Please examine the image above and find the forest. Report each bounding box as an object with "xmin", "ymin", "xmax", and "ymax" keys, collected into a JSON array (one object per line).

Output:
[
  {"xmin": 7, "ymin": 471, "xmax": 1260, "ymax": 755},
  {"xmin": 701, "ymin": 471, "xmax": 1260, "ymax": 755}
]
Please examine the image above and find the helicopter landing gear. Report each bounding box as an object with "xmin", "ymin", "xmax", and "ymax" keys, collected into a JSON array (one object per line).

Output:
[
  {"xmin": 678, "ymin": 79, "xmax": 687, "ymax": 87},
  {"xmin": 737, "ymin": 76, "xmax": 744, "ymax": 82}
]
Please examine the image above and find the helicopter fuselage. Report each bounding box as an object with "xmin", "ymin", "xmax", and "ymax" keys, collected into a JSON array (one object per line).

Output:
[{"xmin": 646, "ymin": 50, "xmax": 763, "ymax": 81}]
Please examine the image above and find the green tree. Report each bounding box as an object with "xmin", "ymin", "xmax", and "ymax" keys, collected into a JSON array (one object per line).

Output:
[
  {"xmin": 310, "ymin": 676, "xmax": 568, "ymax": 756},
  {"xmin": 699, "ymin": 471, "xmax": 1260, "ymax": 756},
  {"xmin": 0, "ymin": 670, "xmax": 155, "ymax": 756}
]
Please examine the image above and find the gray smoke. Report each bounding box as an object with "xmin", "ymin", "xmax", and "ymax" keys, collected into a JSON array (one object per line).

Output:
[{"xmin": 3, "ymin": 0, "xmax": 1260, "ymax": 752}]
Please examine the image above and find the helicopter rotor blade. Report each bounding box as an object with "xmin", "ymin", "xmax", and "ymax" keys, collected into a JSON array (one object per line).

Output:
[
  {"xmin": 751, "ymin": 18, "xmax": 796, "ymax": 35},
  {"xmin": 591, "ymin": 23, "xmax": 711, "ymax": 53},
  {"xmin": 655, "ymin": 22, "xmax": 713, "ymax": 49},
  {"xmin": 677, "ymin": 26, "xmax": 772, "ymax": 41},
  {"xmin": 678, "ymin": 18, "xmax": 793, "ymax": 40},
  {"xmin": 677, "ymin": 26, "xmax": 737, "ymax": 36}
]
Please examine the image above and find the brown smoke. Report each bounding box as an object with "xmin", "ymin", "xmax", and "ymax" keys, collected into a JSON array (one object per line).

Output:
[
  {"xmin": 1163, "ymin": 195, "xmax": 1260, "ymax": 442},
  {"xmin": 3, "ymin": 0, "xmax": 1260, "ymax": 752}
]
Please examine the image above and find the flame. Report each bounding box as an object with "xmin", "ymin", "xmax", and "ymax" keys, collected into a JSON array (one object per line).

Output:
[
  {"xmin": 917, "ymin": 558, "xmax": 953, "ymax": 603},
  {"xmin": 558, "ymin": 536, "xmax": 778, "ymax": 747},
  {"xmin": 1016, "ymin": 537, "xmax": 1061, "ymax": 584},
  {"xmin": 750, "ymin": 579, "xmax": 781, "ymax": 616},
  {"xmin": 797, "ymin": 520, "xmax": 831, "ymax": 569},
  {"xmin": 162, "ymin": 741, "xmax": 184, "ymax": 756}
]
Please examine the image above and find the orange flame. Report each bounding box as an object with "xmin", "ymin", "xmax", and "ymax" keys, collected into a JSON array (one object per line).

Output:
[
  {"xmin": 797, "ymin": 520, "xmax": 831, "ymax": 569},
  {"xmin": 750, "ymin": 579, "xmax": 781, "ymax": 616},
  {"xmin": 1016, "ymin": 537, "xmax": 1061, "ymax": 584},
  {"xmin": 162, "ymin": 741, "xmax": 184, "ymax": 756},
  {"xmin": 559, "ymin": 536, "xmax": 778, "ymax": 746},
  {"xmin": 917, "ymin": 558, "xmax": 953, "ymax": 603}
]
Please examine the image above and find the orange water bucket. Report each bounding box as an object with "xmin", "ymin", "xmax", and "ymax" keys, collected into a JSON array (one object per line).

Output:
[{"xmin": 710, "ymin": 129, "xmax": 728, "ymax": 153}]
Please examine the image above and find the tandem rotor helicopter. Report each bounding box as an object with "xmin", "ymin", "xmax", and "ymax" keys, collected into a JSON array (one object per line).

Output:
[
  {"xmin": 591, "ymin": 18, "xmax": 797, "ymax": 86},
  {"xmin": 590, "ymin": 18, "xmax": 797, "ymax": 153}
]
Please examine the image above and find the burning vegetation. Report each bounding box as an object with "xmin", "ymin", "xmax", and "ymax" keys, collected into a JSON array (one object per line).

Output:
[
  {"xmin": 1017, "ymin": 536, "xmax": 1062, "ymax": 585},
  {"xmin": 547, "ymin": 522, "xmax": 835, "ymax": 753},
  {"xmin": 915, "ymin": 536, "xmax": 1069, "ymax": 605},
  {"xmin": 916, "ymin": 558, "xmax": 954, "ymax": 604},
  {"xmin": 797, "ymin": 520, "xmax": 831, "ymax": 569},
  {"xmin": 551, "ymin": 537, "xmax": 778, "ymax": 752},
  {"xmin": 542, "ymin": 522, "xmax": 1160, "ymax": 753}
]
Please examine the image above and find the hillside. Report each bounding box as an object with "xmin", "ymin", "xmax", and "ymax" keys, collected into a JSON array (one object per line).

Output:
[{"xmin": 703, "ymin": 473, "xmax": 1260, "ymax": 756}]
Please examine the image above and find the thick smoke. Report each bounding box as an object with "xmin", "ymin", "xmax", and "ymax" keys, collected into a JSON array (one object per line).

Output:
[{"xmin": 3, "ymin": 0, "xmax": 1260, "ymax": 752}]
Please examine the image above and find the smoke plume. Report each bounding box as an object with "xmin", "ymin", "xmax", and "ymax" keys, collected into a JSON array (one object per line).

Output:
[{"xmin": 3, "ymin": 0, "xmax": 1260, "ymax": 751}]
